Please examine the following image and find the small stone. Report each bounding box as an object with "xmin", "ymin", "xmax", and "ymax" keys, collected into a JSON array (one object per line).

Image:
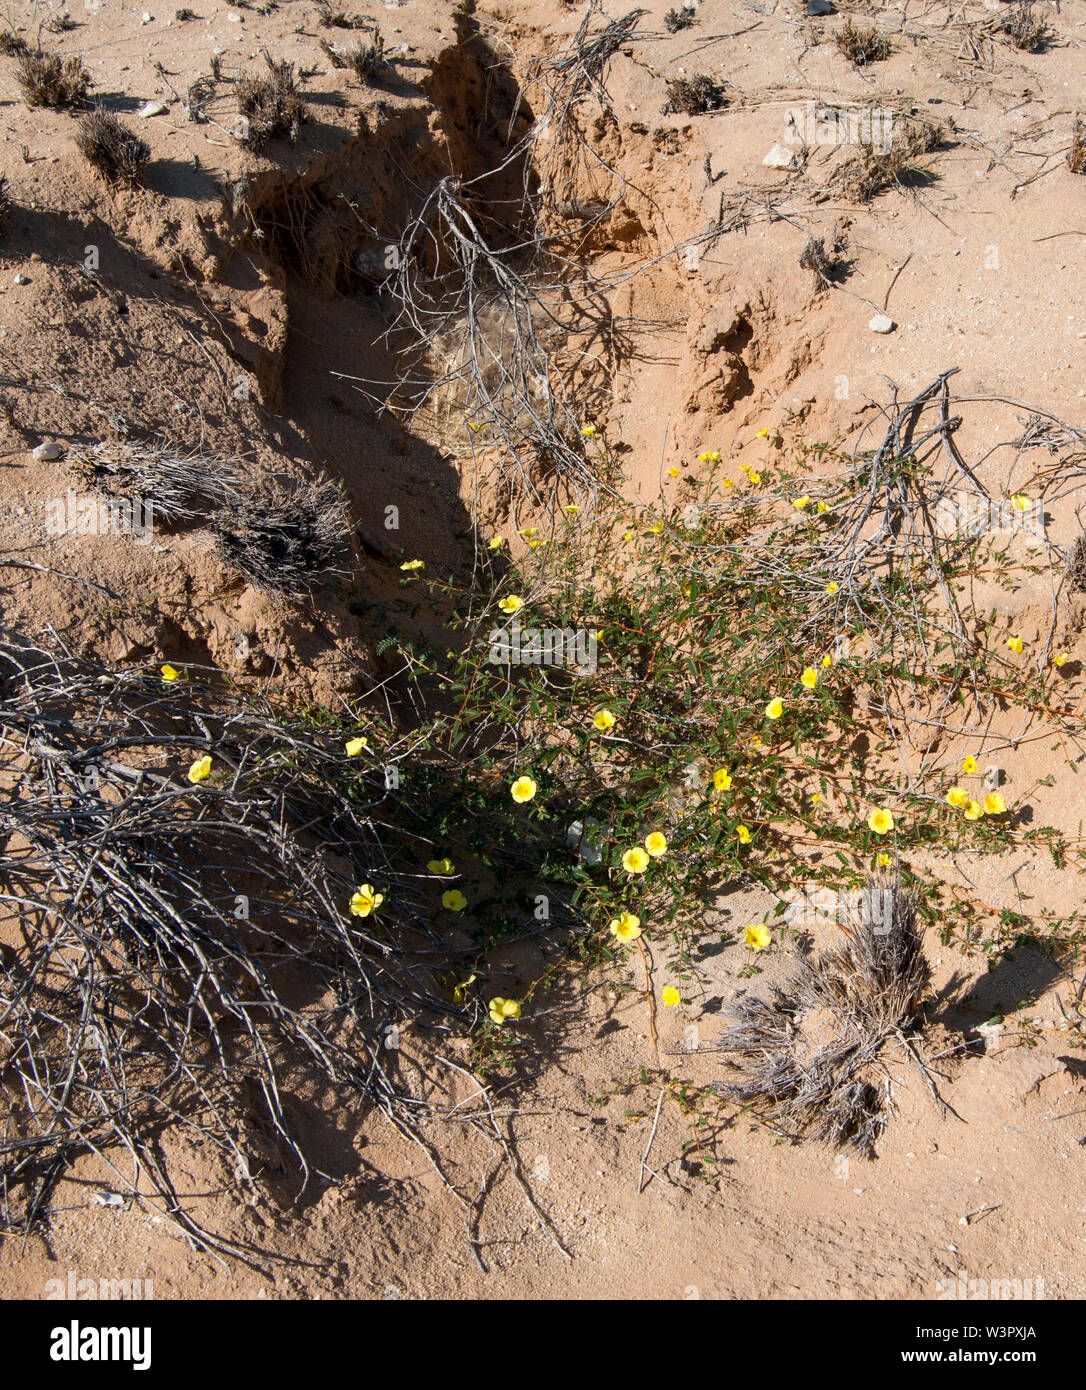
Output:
[
  {"xmin": 29, "ymin": 252, "xmax": 42, "ymax": 262},
  {"xmin": 12, "ymin": 274, "xmax": 29, "ymax": 285},
  {"xmin": 763, "ymin": 143, "xmax": 801, "ymax": 170},
  {"xmin": 139, "ymin": 101, "xmax": 169, "ymax": 118},
  {"xmin": 226, "ymin": 10, "xmax": 242, "ymax": 19},
  {"xmin": 807, "ymin": 0, "xmax": 836, "ymax": 13},
  {"xmin": 32, "ymin": 441, "xmax": 63, "ymax": 461},
  {"xmin": 141, "ymin": 10, "xmax": 152, "ymax": 21},
  {"xmin": 869, "ymin": 313, "xmax": 895, "ymax": 334}
]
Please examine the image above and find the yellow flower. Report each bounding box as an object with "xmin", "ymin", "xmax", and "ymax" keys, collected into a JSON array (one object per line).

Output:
[
  {"xmin": 697, "ymin": 450, "xmax": 720, "ymax": 462},
  {"xmin": 581, "ymin": 425, "xmax": 596, "ymax": 436},
  {"xmin": 867, "ymin": 808, "xmax": 894, "ymax": 835},
  {"xmin": 748, "ymin": 470, "xmax": 762, "ymax": 484},
  {"xmin": 644, "ymin": 831, "xmax": 667, "ymax": 858},
  {"xmin": 160, "ymin": 663, "xmax": 180, "ymax": 682},
  {"xmin": 946, "ymin": 787, "xmax": 968, "ymax": 808},
  {"xmin": 488, "ymin": 996, "xmax": 521, "ymax": 1024},
  {"xmin": 1010, "ymin": 494, "xmax": 1029, "ymax": 512},
  {"xmin": 442, "ymin": 889, "xmax": 467, "ymax": 911},
  {"xmin": 739, "ymin": 464, "xmax": 751, "ymax": 475},
  {"xmin": 661, "ymin": 986, "xmax": 681, "ymax": 1006},
  {"xmin": 962, "ymin": 756, "xmax": 978, "ymax": 774},
  {"xmin": 1054, "ymin": 652, "xmax": 1069, "ymax": 667},
  {"xmin": 765, "ymin": 696, "xmax": 783, "ymax": 719},
  {"xmin": 811, "ymin": 792, "xmax": 822, "ymax": 804},
  {"xmin": 757, "ymin": 427, "xmax": 769, "ymax": 439},
  {"xmin": 667, "ymin": 466, "xmax": 680, "ymax": 478},
  {"xmin": 822, "ymin": 654, "xmax": 833, "ymax": 667},
  {"xmin": 722, "ymin": 478, "xmax": 734, "ymax": 489},
  {"xmin": 518, "ymin": 527, "xmax": 538, "ymax": 539},
  {"xmin": 510, "ymin": 775, "xmax": 537, "ymax": 803},
  {"xmin": 345, "ymin": 736, "xmax": 369, "ymax": 756},
  {"xmin": 816, "ymin": 501, "xmax": 829, "ymax": 514},
  {"xmin": 427, "ymin": 857, "xmax": 456, "ymax": 875},
  {"xmin": 983, "ymin": 792, "xmax": 1007, "ymax": 815},
  {"xmin": 400, "ymin": 559, "xmax": 425, "ymax": 572},
  {"xmin": 1006, "ymin": 635, "xmax": 1023, "ymax": 654},
  {"xmin": 467, "ymin": 420, "xmax": 487, "ymax": 432},
  {"xmin": 736, "ymin": 824, "xmax": 752, "ymax": 844},
  {"xmin": 187, "ymin": 755, "xmax": 213, "ymax": 784},
  {"xmin": 792, "ymin": 496, "xmax": 810, "ymax": 509},
  {"xmin": 800, "ymin": 667, "xmax": 818, "ymax": 690},
  {"xmin": 609, "ymin": 911, "xmax": 642, "ymax": 942},
  {"xmin": 564, "ymin": 503, "xmax": 580, "ymax": 514},
  {"xmin": 964, "ymin": 799, "xmax": 983, "ymax": 821},
  {"xmin": 826, "ymin": 581, "xmax": 839, "ymax": 595},
  {"xmin": 876, "ymin": 852, "xmax": 891, "ymax": 868},
  {"xmin": 646, "ymin": 520, "xmax": 664, "ymax": 535},
  {"xmin": 527, "ymin": 537, "xmax": 547, "ymax": 549},
  {"xmin": 622, "ymin": 847, "xmax": 650, "ymax": 874},
  {"xmin": 593, "ymin": 708, "xmax": 616, "ymax": 731},
  {"xmin": 744, "ymin": 922, "xmax": 770, "ymax": 950},
  {"xmin": 349, "ymin": 883, "xmax": 384, "ymax": 917},
  {"xmin": 452, "ymin": 974, "xmax": 476, "ymax": 1004},
  {"xmin": 498, "ymin": 595, "xmax": 523, "ymax": 614},
  {"xmin": 487, "ymin": 536, "xmax": 504, "ymax": 550},
  {"xmin": 713, "ymin": 768, "xmax": 732, "ymax": 792},
  {"xmin": 623, "ymin": 530, "xmax": 635, "ymax": 542}
]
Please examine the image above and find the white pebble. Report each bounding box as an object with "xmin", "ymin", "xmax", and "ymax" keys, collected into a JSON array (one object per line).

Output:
[
  {"xmin": 12, "ymin": 274, "xmax": 29, "ymax": 285},
  {"xmin": 32, "ymin": 441, "xmax": 63, "ymax": 461},
  {"xmin": 139, "ymin": 101, "xmax": 169, "ymax": 118},
  {"xmin": 763, "ymin": 143, "xmax": 801, "ymax": 170},
  {"xmin": 869, "ymin": 314, "xmax": 895, "ymax": 334}
]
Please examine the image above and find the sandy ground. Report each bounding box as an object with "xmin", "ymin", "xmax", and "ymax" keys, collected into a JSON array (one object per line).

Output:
[{"xmin": 1, "ymin": 0, "xmax": 1086, "ymax": 1300}]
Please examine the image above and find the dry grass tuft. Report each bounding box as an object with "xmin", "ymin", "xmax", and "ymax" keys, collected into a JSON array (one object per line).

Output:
[
  {"xmin": 74, "ymin": 109, "xmax": 151, "ymax": 187},
  {"xmin": 834, "ymin": 19, "xmax": 892, "ymax": 66},
  {"xmin": 0, "ymin": 175, "xmax": 9, "ymax": 236},
  {"xmin": 995, "ymin": 3, "xmax": 1052, "ymax": 52},
  {"xmin": 318, "ymin": 33, "xmax": 390, "ymax": 85},
  {"xmin": 1066, "ymin": 534, "xmax": 1086, "ymax": 592},
  {"xmin": 661, "ymin": 74, "xmax": 727, "ymax": 115},
  {"xmin": 0, "ymin": 29, "xmax": 28, "ymax": 55},
  {"xmin": 719, "ymin": 875, "xmax": 931, "ymax": 1150},
  {"xmin": 663, "ymin": 5, "xmax": 697, "ymax": 31},
  {"xmin": 15, "ymin": 49, "xmax": 90, "ymax": 108},
  {"xmin": 1069, "ymin": 117, "xmax": 1086, "ymax": 175},
  {"xmin": 68, "ymin": 440, "xmax": 243, "ymax": 521},
  {"xmin": 211, "ymin": 478, "xmax": 350, "ymax": 595},
  {"xmin": 236, "ymin": 53, "xmax": 309, "ymax": 149},
  {"xmin": 833, "ymin": 119, "xmax": 944, "ymax": 202}
]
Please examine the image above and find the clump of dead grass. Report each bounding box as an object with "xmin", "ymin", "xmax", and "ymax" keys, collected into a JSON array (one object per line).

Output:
[
  {"xmin": 68, "ymin": 440, "xmax": 243, "ymax": 521},
  {"xmin": 995, "ymin": 2, "xmax": 1052, "ymax": 52},
  {"xmin": 0, "ymin": 175, "xmax": 9, "ymax": 236},
  {"xmin": 235, "ymin": 52, "xmax": 309, "ymax": 149},
  {"xmin": 211, "ymin": 477, "xmax": 350, "ymax": 595},
  {"xmin": 799, "ymin": 232, "xmax": 847, "ymax": 287},
  {"xmin": 1065, "ymin": 534, "xmax": 1086, "ymax": 592},
  {"xmin": 661, "ymin": 73, "xmax": 727, "ymax": 115},
  {"xmin": 0, "ymin": 28, "xmax": 28, "ymax": 56},
  {"xmin": 15, "ymin": 49, "xmax": 90, "ymax": 108},
  {"xmin": 1069, "ymin": 117, "xmax": 1086, "ymax": 175},
  {"xmin": 833, "ymin": 119, "xmax": 944, "ymax": 202},
  {"xmin": 318, "ymin": 33, "xmax": 390, "ymax": 85},
  {"xmin": 719, "ymin": 875, "xmax": 931, "ymax": 1151},
  {"xmin": 834, "ymin": 19, "xmax": 892, "ymax": 66},
  {"xmin": 74, "ymin": 109, "xmax": 151, "ymax": 187},
  {"xmin": 663, "ymin": 5, "xmax": 697, "ymax": 32}
]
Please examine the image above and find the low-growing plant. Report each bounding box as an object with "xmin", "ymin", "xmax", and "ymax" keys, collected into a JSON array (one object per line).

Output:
[
  {"xmin": 235, "ymin": 52, "xmax": 309, "ymax": 149},
  {"xmin": 15, "ymin": 48, "xmax": 90, "ymax": 108},
  {"xmin": 834, "ymin": 19, "xmax": 892, "ymax": 66},
  {"xmin": 661, "ymin": 74, "xmax": 726, "ymax": 115},
  {"xmin": 995, "ymin": 2, "xmax": 1052, "ymax": 52},
  {"xmin": 74, "ymin": 109, "xmax": 151, "ymax": 186}
]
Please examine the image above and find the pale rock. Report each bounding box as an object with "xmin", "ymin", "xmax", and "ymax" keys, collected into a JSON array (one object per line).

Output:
[
  {"xmin": 32, "ymin": 441, "xmax": 63, "ymax": 461},
  {"xmin": 763, "ymin": 143, "xmax": 801, "ymax": 170},
  {"xmin": 139, "ymin": 101, "xmax": 169, "ymax": 118},
  {"xmin": 868, "ymin": 313, "xmax": 895, "ymax": 333}
]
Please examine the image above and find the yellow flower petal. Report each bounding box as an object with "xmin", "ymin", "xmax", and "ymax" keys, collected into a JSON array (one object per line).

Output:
[
  {"xmin": 644, "ymin": 831, "xmax": 667, "ymax": 857},
  {"xmin": 744, "ymin": 923, "xmax": 770, "ymax": 950},
  {"xmin": 187, "ymin": 755, "xmax": 212, "ymax": 784},
  {"xmin": 622, "ymin": 847, "xmax": 650, "ymax": 874},
  {"xmin": 867, "ymin": 808, "xmax": 894, "ymax": 835},
  {"xmin": 593, "ymin": 708, "xmax": 616, "ymax": 731},
  {"xmin": 983, "ymin": 792, "xmax": 1007, "ymax": 815},
  {"xmin": 345, "ymin": 736, "xmax": 369, "ymax": 756},
  {"xmin": 441, "ymin": 889, "xmax": 467, "ymax": 911},
  {"xmin": 765, "ymin": 696, "xmax": 784, "ymax": 719},
  {"xmin": 736, "ymin": 824, "xmax": 752, "ymax": 844},
  {"xmin": 160, "ymin": 663, "xmax": 180, "ymax": 682},
  {"xmin": 609, "ymin": 911, "xmax": 642, "ymax": 941},
  {"xmin": 498, "ymin": 595, "xmax": 523, "ymax": 614},
  {"xmin": 510, "ymin": 775, "xmax": 537, "ymax": 803},
  {"xmin": 800, "ymin": 667, "xmax": 818, "ymax": 689},
  {"xmin": 712, "ymin": 768, "xmax": 732, "ymax": 792},
  {"xmin": 661, "ymin": 986, "xmax": 681, "ymax": 1006},
  {"xmin": 427, "ymin": 857, "xmax": 456, "ymax": 875}
]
